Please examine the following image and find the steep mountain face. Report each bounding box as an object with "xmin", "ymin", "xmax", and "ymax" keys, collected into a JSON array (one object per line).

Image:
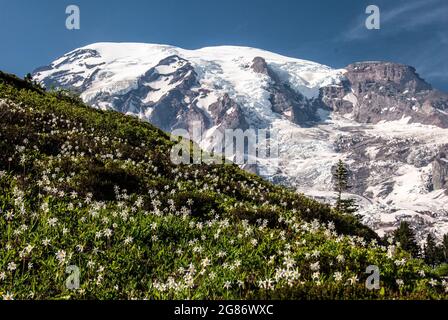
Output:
[
  {"xmin": 33, "ymin": 43, "xmax": 448, "ymax": 240},
  {"xmin": 321, "ymin": 62, "xmax": 448, "ymax": 127},
  {"xmin": 251, "ymin": 56, "xmax": 319, "ymax": 125}
]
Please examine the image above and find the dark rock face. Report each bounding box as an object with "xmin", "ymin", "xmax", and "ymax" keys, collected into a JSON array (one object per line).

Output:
[
  {"xmin": 251, "ymin": 57, "xmax": 280, "ymax": 82},
  {"xmin": 320, "ymin": 62, "xmax": 448, "ymax": 128},
  {"xmin": 433, "ymin": 147, "xmax": 448, "ymax": 191},
  {"xmin": 251, "ymin": 57, "xmax": 319, "ymax": 125},
  {"xmin": 251, "ymin": 57, "xmax": 271, "ymax": 76},
  {"xmin": 346, "ymin": 62, "xmax": 432, "ymax": 92},
  {"xmin": 83, "ymin": 55, "xmax": 212, "ymax": 134},
  {"xmin": 320, "ymin": 80, "xmax": 353, "ymax": 114},
  {"xmin": 209, "ymin": 93, "xmax": 249, "ymax": 131},
  {"xmin": 332, "ymin": 130, "xmax": 441, "ymax": 198},
  {"xmin": 144, "ymin": 56, "xmax": 204, "ymax": 132}
]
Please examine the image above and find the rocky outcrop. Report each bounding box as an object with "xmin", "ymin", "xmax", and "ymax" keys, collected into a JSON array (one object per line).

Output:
[
  {"xmin": 433, "ymin": 147, "xmax": 448, "ymax": 191},
  {"xmin": 86, "ymin": 55, "xmax": 212, "ymax": 133},
  {"xmin": 251, "ymin": 57, "xmax": 279, "ymax": 82},
  {"xmin": 346, "ymin": 62, "xmax": 432, "ymax": 92},
  {"xmin": 251, "ymin": 57, "xmax": 319, "ymax": 125},
  {"xmin": 320, "ymin": 62, "xmax": 448, "ymax": 128},
  {"xmin": 209, "ymin": 93, "xmax": 248, "ymax": 131}
]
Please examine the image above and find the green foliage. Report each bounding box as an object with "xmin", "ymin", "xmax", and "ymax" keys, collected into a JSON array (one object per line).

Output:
[
  {"xmin": 333, "ymin": 160, "xmax": 358, "ymax": 215},
  {"xmin": 424, "ymin": 234, "xmax": 444, "ymax": 266},
  {"xmin": 393, "ymin": 222, "xmax": 420, "ymax": 258},
  {"xmin": 434, "ymin": 264, "xmax": 448, "ymax": 277},
  {"xmin": 24, "ymin": 73, "xmax": 33, "ymax": 82},
  {"xmin": 338, "ymin": 198, "xmax": 359, "ymax": 215},
  {"xmin": 0, "ymin": 75, "xmax": 447, "ymax": 300},
  {"xmin": 0, "ymin": 71, "xmax": 45, "ymax": 94},
  {"xmin": 443, "ymin": 234, "xmax": 448, "ymax": 263},
  {"xmin": 50, "ymin": 88, "xmax": 84, "ymax": 105}
]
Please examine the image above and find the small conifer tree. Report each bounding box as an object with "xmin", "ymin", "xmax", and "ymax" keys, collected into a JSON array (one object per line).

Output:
[
  {"xmin": 333, "ymin": 160, "xmax": 358, "ymax": 215},
  {"xmin": 392, "ymin": 221, "xmax": 419, "ymax": 258}
]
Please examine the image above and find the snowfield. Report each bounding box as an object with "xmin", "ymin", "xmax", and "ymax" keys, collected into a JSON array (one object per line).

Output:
[{"xmin": 35, "ymin": 42, "xmax": 345, "ymax": 107}]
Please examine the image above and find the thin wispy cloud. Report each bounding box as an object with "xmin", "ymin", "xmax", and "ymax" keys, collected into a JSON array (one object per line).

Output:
[
  {"xmin": 405, "ymin": 33, "xmax": 448, "ymax": 84},
  {"xmin": 380, "ymin": 0, "xmax": 438, "ymax": 24},
  {"xmin": 342, "ymin": 0, "xmax": 447, "ymax": 41}
]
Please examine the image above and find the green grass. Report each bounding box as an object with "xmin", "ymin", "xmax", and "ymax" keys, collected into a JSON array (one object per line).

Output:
[{"xmin": 0, "ymin": 72, "xmax": 447, "ymax": 300}]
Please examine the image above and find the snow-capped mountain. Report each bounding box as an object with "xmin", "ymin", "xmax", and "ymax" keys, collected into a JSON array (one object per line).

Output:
[{"xmin": 33, "ymin": 42, "xmax": 448, "ymax": 240}]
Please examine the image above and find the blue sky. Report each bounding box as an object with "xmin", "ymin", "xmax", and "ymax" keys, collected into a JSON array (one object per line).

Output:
[{"xmin": 1, "ymin": 0, "xmax": 447, "ymax": 90}]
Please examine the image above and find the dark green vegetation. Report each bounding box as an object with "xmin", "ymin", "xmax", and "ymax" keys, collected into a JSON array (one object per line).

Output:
[
  {"xmin": 333, "ymin": 160, "xmax": 358, "ymax": 216},
  {"xmin": 392, "ymin": 222, "xmax": 420, "ymax": 259},
  {"xmin": 0, "ymin": 72, "xmax": 447, "ymax": 299},
  {"xmin": 391, "ymin": 222, "xmax": 448, "ymax": 270}
]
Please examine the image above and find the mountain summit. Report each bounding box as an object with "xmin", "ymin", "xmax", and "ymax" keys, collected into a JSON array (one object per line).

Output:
[{"xmin": 33, "ymin": 42, "xmax": 448, "ymax": 240}]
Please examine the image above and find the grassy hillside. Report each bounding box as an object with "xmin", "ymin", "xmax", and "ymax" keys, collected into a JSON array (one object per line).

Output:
[{"xmin": 0, "ymin": 72, "xmax": 447, "ymax": 299}]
